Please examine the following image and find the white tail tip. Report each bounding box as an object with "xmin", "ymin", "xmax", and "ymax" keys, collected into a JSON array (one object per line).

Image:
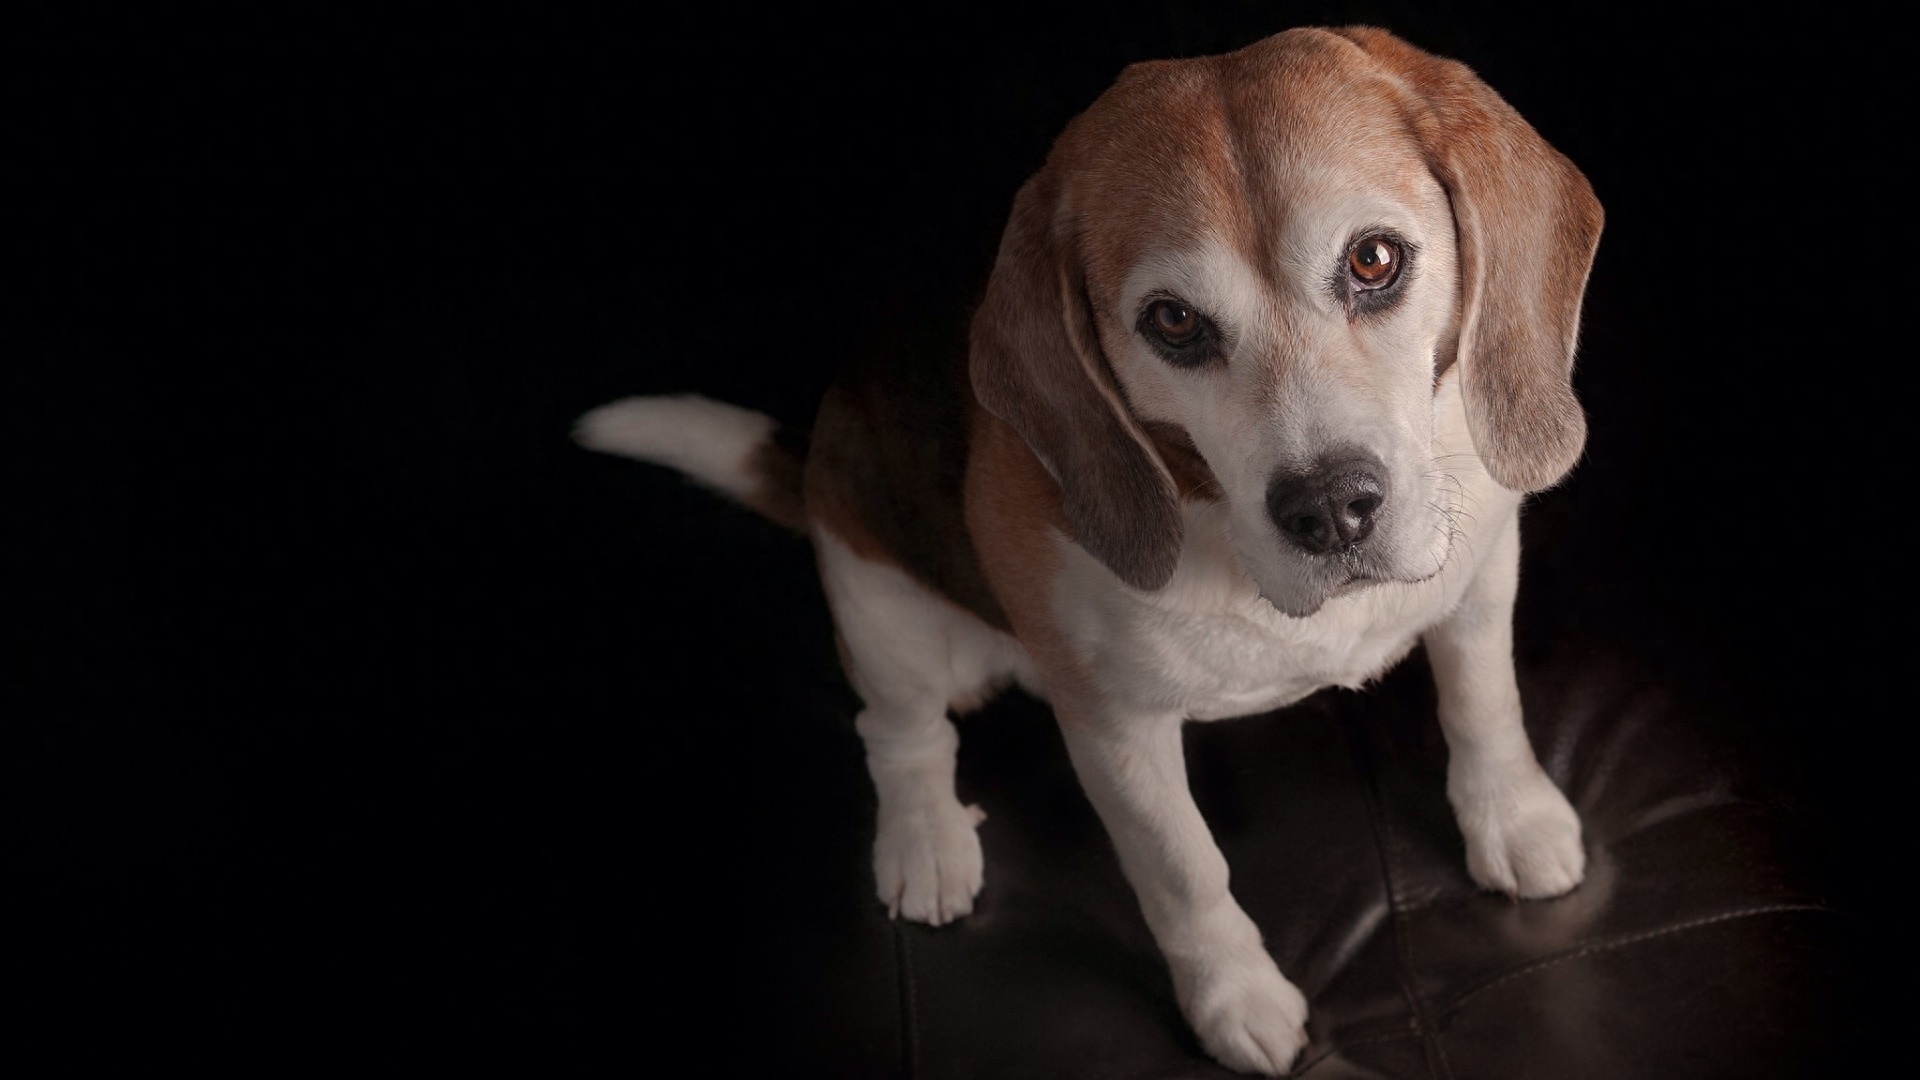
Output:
[{"xmin": 573, "ymin": 394, "xmax": 779, "ymax": 505}]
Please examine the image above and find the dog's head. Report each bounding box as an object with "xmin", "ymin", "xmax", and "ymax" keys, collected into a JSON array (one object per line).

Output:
[{"xmin": 971, "ymin": 26, "xmax": 1602, "ymax": 615}]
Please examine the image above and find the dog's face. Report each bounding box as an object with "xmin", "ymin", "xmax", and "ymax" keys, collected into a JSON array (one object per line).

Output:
[
  {"xmin": 1084, "ymin": 56, "xmax": 1463, "ymax": 615},
  {"xmin": 971, "ymin": 28, "xmax": 1601, "ymax": 613}
]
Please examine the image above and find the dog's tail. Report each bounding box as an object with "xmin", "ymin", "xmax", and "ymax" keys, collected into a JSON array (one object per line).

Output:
[{"xmin": 572, "ymin": 395, "xmax": 809, "ymax": 533}]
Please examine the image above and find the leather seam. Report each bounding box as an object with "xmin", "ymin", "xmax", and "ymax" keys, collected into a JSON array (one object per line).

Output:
[
  {"xmin": 1431, "ymin": 902, "xmax": 1840, "ymax": 1019},
  {"xmin": 1343, "ymin": 713, "xmax": 1453, "ymax": 1080},
  {"xmin": 1292, "ymin": 1023, "xmax": 1421, "ymax": 1074},
  {"xmin": 894, "ymin": 921, "xmax": 919, "ymax": 1079}
]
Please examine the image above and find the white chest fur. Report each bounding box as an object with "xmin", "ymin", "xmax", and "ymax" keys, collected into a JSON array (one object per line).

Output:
[
  {"xmin": 1051, "ymin": 385, "xmax": 1519, "ymax": 722},
  {"xmin": 1051, "ymin": 505, "xmax": 1452, "ymax": 719}
]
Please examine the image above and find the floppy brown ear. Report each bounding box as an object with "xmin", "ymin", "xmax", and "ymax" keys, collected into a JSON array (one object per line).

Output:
[
  {"xmin": 969, "ymin": 170, "xmax": 1184, "ymax": 591},
  {"xmin": 1335, "ymin": 26, "xmax": 1604, "ymax": 493}
]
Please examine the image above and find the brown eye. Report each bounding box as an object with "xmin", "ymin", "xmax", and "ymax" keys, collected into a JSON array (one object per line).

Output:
[
  {"xmin": 1348, "ymin": 236, "xmax": 1401, "ymax": 288},
  {"xmin": 1137, "ymin": 296, "xmax": 1221, "ymax": 366},
  {"xmin": 1148, "ymin": 299, "xmax": 1202, "ymax": 345}
]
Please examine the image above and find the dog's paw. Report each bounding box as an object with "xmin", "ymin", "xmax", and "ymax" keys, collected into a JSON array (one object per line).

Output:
[
  {"xmin": 873, "ymin": 798, "xmax": 987, "ymax": 926},
  {"xmin": 1175, "ymin": 948, "xmax": 1309, "ymax": 1076},
  {"xmin": 1450, "ymin": 761, "xmax": 1585, "ymax": 899}
]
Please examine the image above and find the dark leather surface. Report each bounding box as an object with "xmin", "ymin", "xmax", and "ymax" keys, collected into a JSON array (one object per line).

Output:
[{"xmin": 825, "ymin": 613, "xmax": 1861, "ymax": 1079}]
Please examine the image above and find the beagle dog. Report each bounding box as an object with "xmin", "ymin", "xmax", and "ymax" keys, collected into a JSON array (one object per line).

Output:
[{"xmin": 577, "ymin": 26, "xmax": 1601, "ymax": 1076}]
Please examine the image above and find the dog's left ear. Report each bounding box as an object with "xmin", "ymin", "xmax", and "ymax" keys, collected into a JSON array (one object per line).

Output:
[
  {"xmin": 1335, "ymin": 26, "xmax": 1604, "ymax": 493},
  {"xmin": 969, "ymin": 168, "xmax": 1185, "ymax": 591}
]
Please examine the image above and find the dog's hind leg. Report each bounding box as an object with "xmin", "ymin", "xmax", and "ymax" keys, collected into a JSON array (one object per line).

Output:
[{"xmin": 812, "ymin": 526, "xmax": 1028, "ymax": 926}]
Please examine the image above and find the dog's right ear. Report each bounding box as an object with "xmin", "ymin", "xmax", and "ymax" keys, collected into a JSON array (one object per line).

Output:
[{"xmin": 969, "ymin": 170, "xmax": 1184, "ymax": 592}]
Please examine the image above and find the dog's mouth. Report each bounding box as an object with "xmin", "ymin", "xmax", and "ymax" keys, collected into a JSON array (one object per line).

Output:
[
  {"xmin": 1255, "ymin": 566, "xmax": 1376, "ymax": 617},
  {"xmin": 1251, "ymin": 532, "xmax": 1454, "ymax": 617},
  {"xmin": 1328, "ymin": 570, "xmax": 1376, "ymax": 596}
]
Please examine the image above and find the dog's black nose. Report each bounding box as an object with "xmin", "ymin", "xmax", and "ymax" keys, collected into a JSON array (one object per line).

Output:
[{"xmin": 1267, "ymin": 456, "xmax": 1387, "ymax": 555}]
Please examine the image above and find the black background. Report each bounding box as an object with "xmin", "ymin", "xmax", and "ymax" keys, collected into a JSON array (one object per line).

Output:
[{"xmin": 11, "ymin": 3, "xmax": 1884, "ymax": 1067}]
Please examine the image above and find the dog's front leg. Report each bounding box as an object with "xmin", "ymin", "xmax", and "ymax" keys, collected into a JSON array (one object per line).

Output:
[
  {"xmin": 1424, "ymin": 513, "xmax": 1585, "ymax": 898},
  {"xmin": 1056, "ymin": 702, "xmax": 1307, "ymax": 1076}
]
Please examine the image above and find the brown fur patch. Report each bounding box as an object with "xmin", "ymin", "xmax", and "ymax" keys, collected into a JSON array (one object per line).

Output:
[
  {"xmin": 1142, "ymin": 421, "xmax": 1224, "ymax": 504},
  {"xmin": 963, "ymin": 402, "xmax": 1098, "ymax": 708},
  {"xmin": 744, "ymin": 424, "xmax": 810, "ymax": 534},
  {"xmin": 805, "ymin": 303, "xmax": 1012, "ymax": 632}
]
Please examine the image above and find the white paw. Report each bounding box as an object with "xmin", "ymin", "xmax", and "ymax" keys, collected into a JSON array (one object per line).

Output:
[
  {"xmin": 1450, "ymin": 761, "xmax": 1585, "ymax": 899},
  {"xmin": 873, "ymin": 799, "xmax": 987, "ymax": 926},
  {"xmin": 1174, "ymin": 946, "xmax": 1309, "ymax": 1076}
]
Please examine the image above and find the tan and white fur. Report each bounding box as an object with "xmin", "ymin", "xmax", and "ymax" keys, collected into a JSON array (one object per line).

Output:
[{"xmin": 577, "ymin": 26, "xmax": 1601, "ymax": 1076}]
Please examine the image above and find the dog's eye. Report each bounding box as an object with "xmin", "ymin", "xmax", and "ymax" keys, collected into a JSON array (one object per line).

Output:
[
  {"xmin": 1348, "ymin": 237, "xmax": 1401, "ymax": 289},
  {"xmin": 1136, "ymin": 296, "xmax": 1223, "ymax": 366},
  {"xmin": 1145, "ymin": 300, "xmax": 1204, "ymax": 347}
]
